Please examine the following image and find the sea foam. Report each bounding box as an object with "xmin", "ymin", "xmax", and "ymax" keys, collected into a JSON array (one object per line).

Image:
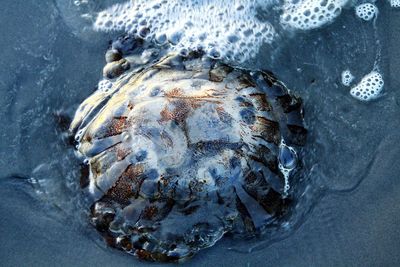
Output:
[
  {"xmin": 355, "ymin": 3, "xmax": 377, "ymax": 21},
  {"xmin": 281, "ymin": 0, "xmax": 349, "ymax": 30},
  {"xmin": 341, "ymin": 69, "xmax": 354, "ymax": 87},
  {"xmin": 94, "ymin": 0, "xmax": 349, "ymax": 62},
  {"xmin": 350, "ymin": 71, "xmax": 384, "ymax": 101},
  {"xmin": 390, "ymin": 0, "xmax": 400, "ymax": 7},
  {"xmin": 94, "ymin": 0, "xmax": 277, "ymax": 62}
]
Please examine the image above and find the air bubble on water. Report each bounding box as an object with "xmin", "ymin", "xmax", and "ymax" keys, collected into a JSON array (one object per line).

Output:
[
  {"xmin": 208, "ymin": 48, "xmax": 221, "ymax": 59},
  {"xmin": 93, "ymin": 0, "xmax": 277, "ymax": 63},
  {"xmin": 355, "ymin": 3, "xmax": 377, "ymax": 21},
  {"xmin": 341, "ymin": 69, "xmax": 355, "ymax": 87},
  {"xmin": 350, "ymin": 71, "xmax": 384, "ymax": 101},
  {"xmin": 278, "ymin": 139, "xmax": 298, "ymax": 197},
  {"xmin": 75, "ymin": 129, "xmax": 84, "ymax": 141},
  {"xmin": 138, "ymin": 27, "xmax": 150, "ymax": 39},
  {"xmin": 390, "ymin": 0, "xmax": 400, "ymax": 8},
  {"xmin": 179, "ymin": 47, "xmax": 189, "ymax": 57},
  {"xmin": 167, "ymin": 31, "xmax": 183, "ymax": 46},
  {"xmin": 73, "ymin": 0, "xmax": 87, "ymax": 7},
  {"xmin": 27, "ymin": 177, "xmax": 39, "ymax": 185},
  {"xmin": 155, "ymin": 33, "xmax": 167, "ymax": 45},
  {"xmin": 98, "ymin": 79, "xmax": 113, "ymax": 91},
  {"xmin": 280, "ymin": 0, "xmax": 348, "ymax": 30}
]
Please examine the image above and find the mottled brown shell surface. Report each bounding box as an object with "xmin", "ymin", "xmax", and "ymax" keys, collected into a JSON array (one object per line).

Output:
[{"xmin": 71, "ymin": 52, "xmax": 306, "ymax": 262}]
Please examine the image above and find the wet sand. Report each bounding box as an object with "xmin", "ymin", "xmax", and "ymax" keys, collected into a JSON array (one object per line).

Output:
[{"xmin": 0, "ymin": 1, "xmax": 399, "ymax": 266}]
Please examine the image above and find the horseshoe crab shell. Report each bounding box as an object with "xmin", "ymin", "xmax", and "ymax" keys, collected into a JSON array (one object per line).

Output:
[{"xmin": 70, "ymin": 50, "xmax": 307, "ymax": 262}]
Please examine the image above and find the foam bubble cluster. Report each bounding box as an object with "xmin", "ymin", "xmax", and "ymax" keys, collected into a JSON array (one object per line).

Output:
[
  {"xmin": 94, "ymin": 0, "xmax": 276, "ymax": 62},
  {"xmin": 355, "ymin": 3, "xmax": 377, "ymax": 21},
  {"xmin": 281, "ymin": 0, "xmax": 348, "ymax": 30},
  {"xmin": 341, "ymin": 69, "xmax": 354, "ymax": 86},
  {"xmin": 350, "ymin": 71, "xmax": 384, "ymax": 101},
  {"xmin": 390, "ymin": 0, "xmax": 400, "ymax": 7},
  {"xmin": 98, "ymin": 79, "xmax": 113, "ymax": 92}
]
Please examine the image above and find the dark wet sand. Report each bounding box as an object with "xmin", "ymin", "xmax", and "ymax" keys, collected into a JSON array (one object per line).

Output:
[{"xmin": 0, "ymin": 1, "xmax": 399, "ymax": 266}]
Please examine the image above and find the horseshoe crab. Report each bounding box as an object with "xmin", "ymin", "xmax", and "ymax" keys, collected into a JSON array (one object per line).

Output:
[{"xmin": 70, "ymin": 38, "xmax": 307, "ymax": 262}]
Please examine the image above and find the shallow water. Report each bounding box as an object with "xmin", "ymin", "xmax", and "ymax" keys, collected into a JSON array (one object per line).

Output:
[{"xmin": 1, "ymin": 0, "xmax": 400, "ymax": 266}]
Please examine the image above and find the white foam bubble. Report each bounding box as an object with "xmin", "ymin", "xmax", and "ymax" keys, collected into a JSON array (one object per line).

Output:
[
  {"xmin": 94, "ymin": 0, "xmax": 277, "ymax": 63},
  {"xmin": 98, "ymin": 79, "xmax": 113, "ymax": 92},
  {"xmin": 341, "ymin": 69, "xmax": 354, "ymax": 87},
  {"xmin": 281, "ymin": 0, "xmax": 349, "ymax": 30},
  {"xmin": 350, "ymin": 71, "xmax": 384, "ymax": 101},
  {"xmin": 390, "ymin": 0, "xmax": 400, "ymax": 7},
  {"xmin": 93, "ymin": 0, "xmax": 357, "ymax": 62},
  {"xmin": 355, "ymin": 3, "xmax": 377, "ymax": 21}
]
